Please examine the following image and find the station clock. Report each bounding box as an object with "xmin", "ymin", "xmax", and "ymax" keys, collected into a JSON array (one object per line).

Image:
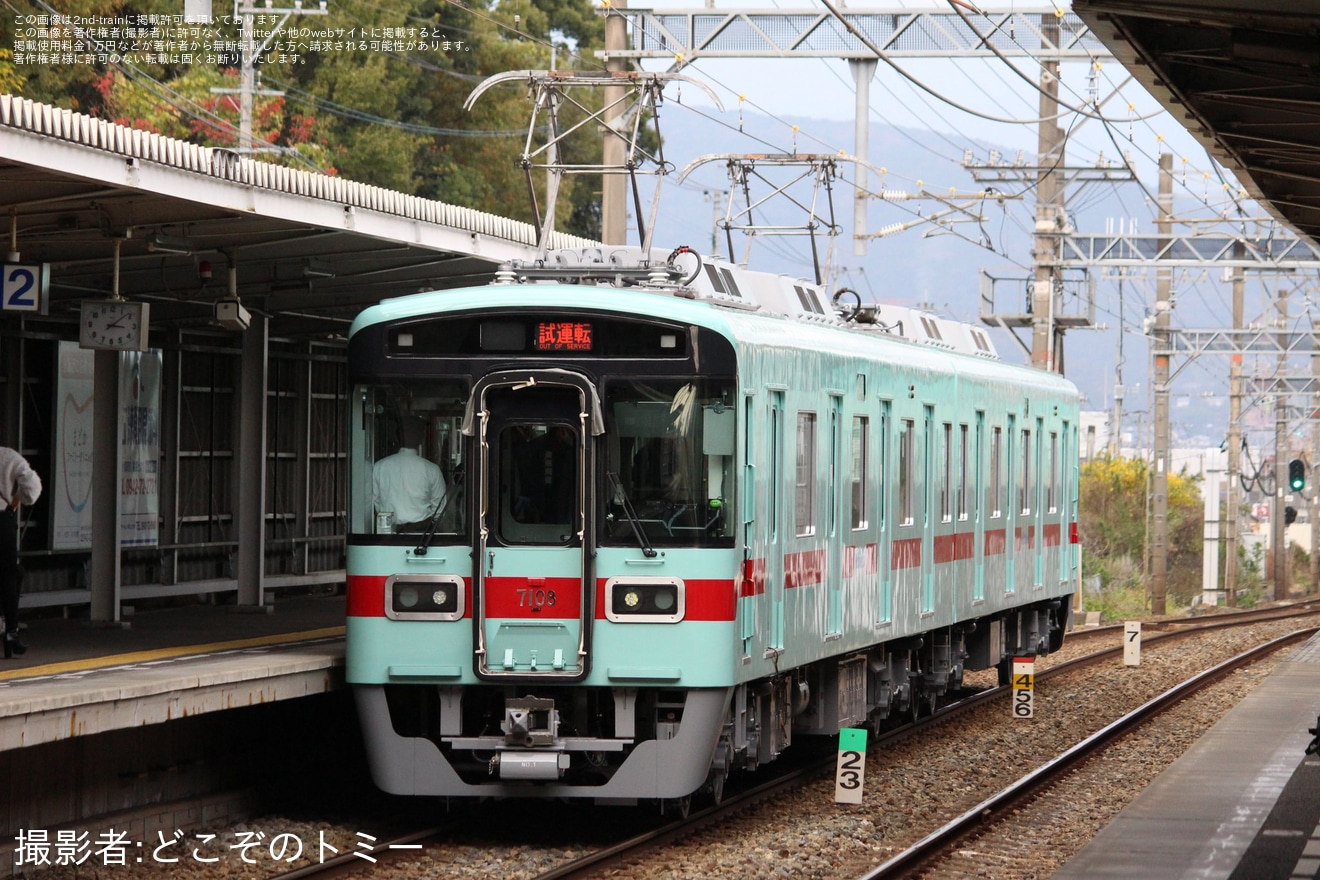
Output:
[{"xmin": 79, "ymin": 299, "xmax": 149, "ymax": 351}]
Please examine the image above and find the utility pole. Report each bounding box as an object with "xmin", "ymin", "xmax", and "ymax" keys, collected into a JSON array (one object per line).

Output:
[
  {"xmin": 1150, "ymin": 152, "xmax": 1172, "ymax": 616},
  {"xmin": 849, "ymin": 59, "xmax": 878, "ymax": 258},
  {"xmin": 1312, "ymin": 315, "xmax": 1319, "ymax": 596},
  {"xmin": 601, "ymin": 0, "xmax": 628, "ymax": 245},
  {"xmin": 1031, "ymin": 18, "xmax": 1063, "ymax": 372},
  {"xmin": 1273, "ymin": 287, "xmax": 1290, "ymax": 602},
  {"xmin": 1111, "ymin": 275, "xmax": 1126, "ymax": 455},
  {"xmin": 219, "ymin": 1, "xmax": 326, "ymax": 154},
  {"xmin": 1224, "ymin": 244, "xmax": 1244, "ymax": 606}
]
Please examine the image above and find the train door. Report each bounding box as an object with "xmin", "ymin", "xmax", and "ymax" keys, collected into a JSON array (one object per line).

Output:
[
  {"xmin": 973, "ymin": 412, "xmax": 986, "ymax": 602},
  {"xmin": 1005, "ymin": 414, "xmax": 1017, "ymax": 595},
  {"xmin": 741, "ymin": 392, "xmax": 757, "ymax": 657},
  {"xmin": 1033, "ymin": 418, "xmax": 1045, "ymax": 590},
  {"xmin": 471, "ymin": 371, "xmax": 598, "ymax": 680},
  {"xmin": 921, "ymin": 405, "xmax": 935, "ymax": 614},
  {"xmin": 827, "ymin": 395, "xmax": 843, "ymax": 636}
]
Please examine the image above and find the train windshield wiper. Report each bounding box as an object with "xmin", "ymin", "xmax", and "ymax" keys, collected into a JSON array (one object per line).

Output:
[
  {"xmin": 412, "ymin": 491, "xmax": 449, "ymax": 557},
  {"xmin": 607, "ymin": 472, "xmax": 657, "ymax": 558}
]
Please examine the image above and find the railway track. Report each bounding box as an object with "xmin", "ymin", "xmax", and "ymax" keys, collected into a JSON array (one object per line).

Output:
[
  {"xmin": 859, "ymin": 627, "xmax": 1319, "ymax": 879},
  {"xmin": 257, "ymin": 605, "xmax": 1320, "ymax": 880}
]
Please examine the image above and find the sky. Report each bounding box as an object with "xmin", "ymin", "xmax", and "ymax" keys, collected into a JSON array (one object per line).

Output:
[{"xmin": 595, "ymin": 0, "xmax": 1312, "ymax": 450}]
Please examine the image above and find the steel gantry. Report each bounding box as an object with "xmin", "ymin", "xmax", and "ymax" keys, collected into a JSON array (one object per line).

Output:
[
  {"xmin": 1127, "ymin": 233, "xmax": 1320, "ymax": 610},
  {"xmin": 596, "ymin": 3, "xmax": 1115, "ymax": 275},
  {"xmin": 598, "ymin": 7, "xmax": 1106, "ymax": 62}
]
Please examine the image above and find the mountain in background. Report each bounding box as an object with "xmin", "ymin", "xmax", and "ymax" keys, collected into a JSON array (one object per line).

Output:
[{"xmin": 641, "ymin": 107, "xmax": 1225, "ymax": 442}]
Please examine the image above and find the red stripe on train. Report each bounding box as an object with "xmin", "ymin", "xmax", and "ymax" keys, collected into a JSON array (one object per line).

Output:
[
  {"xmin": 892, "ymin": 537, "xmax": 922, "ymax": 570},
  {"xmin": 784, "ymin": 549, "xmax": 827, "ymax": 588},
  {"xmin": 347, "ymin": 574, "xmax": 387, "ymax": 617},
  {"xmin": 741, "ymin": 558, "xmax": 767, "ymax": 598},
  {"xmin": 484, "ymin": 576, "xmax": 582, "ymax": 618},
  {"xmin": 933, "ymin": 532, "xmax": 976, "ymax": 564}
]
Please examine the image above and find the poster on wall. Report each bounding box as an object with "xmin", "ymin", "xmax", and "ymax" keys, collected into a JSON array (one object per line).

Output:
[
  {"xmin": 120, "ymin": 350, "xmax": 161, "ymax": 547},
  {"xmin": 52, "ymin": 343, "xmax": 162, "ymax": 549},
  {"xmin": 53, "ymin": 342, "xmax": 94, "ymax": 550}
]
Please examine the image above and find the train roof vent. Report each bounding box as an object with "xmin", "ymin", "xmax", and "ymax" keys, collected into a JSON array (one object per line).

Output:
[
  {"xmin": 688, "ymin": 258, "xmax": 838, "ymax": 321},
  {"xmin": 694, "ymin": 261, "xmax": 752, "ymax": 306},
  {"xmin": 956, "ymin": 325, "xmax": 1000, "ymax": 358},
  {"xmin": 914, "ymin": 313, "xmax": 956, "ymax": 350}
]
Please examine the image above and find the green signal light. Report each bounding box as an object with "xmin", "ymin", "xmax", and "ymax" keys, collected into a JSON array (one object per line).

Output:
[{"xmin": 1289, "ymin": 458, "xmax": 1307, "ymax": 492}]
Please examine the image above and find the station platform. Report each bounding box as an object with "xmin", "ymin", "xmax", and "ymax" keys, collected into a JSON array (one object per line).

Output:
[
  {"xmin": 0, "ymin": 592, "xmax": 346, "ymax": 752},
  {"xmin": 1055, "ymin": 631, "xmax": 1320, "ymax": 880}
]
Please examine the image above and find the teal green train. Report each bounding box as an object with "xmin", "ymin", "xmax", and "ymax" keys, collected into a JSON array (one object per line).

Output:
[{"xmin": 345, "ymin": 246, "xmax": 1080, "ymax": 808}]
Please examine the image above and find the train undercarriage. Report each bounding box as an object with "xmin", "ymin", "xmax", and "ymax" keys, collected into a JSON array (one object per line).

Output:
[{"xmin": 359, "ymin": 597, "xmax": 1072, "ymax": 805}]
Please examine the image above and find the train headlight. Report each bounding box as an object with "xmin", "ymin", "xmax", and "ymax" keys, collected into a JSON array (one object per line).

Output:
[
  {"xmin": 385, "ymin": 575, "xmax": 464, "ymax": 621},
  {"xmin": 605, "ymin": 577, "xmax": 685, "ymax": 623}
]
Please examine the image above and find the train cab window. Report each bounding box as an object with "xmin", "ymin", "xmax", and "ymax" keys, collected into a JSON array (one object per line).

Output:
[
  {"xmin": 500, "ymin": 423, "xmax": 577, "ymax": 545},
  {"xmin": 603, "ymin": 378, "xmax": 736, "ymax": 548},
  {"xmin": 350, "ymin": 381, "xmax": 469, "ymax": 539},
  {"xmin": 796, "ymin": 412, "xmax": 817, "ymax": 537},
  {"xmin": 989, "ymin": 426, "xmax": 1003, "ymax": 519},
  {"xmin": 899, "ymin": 419, "xmax": 915, "ymax": 526},
  {"xmin": 851, "ymin": 416, "xmax": 868, "ymax": 530}
]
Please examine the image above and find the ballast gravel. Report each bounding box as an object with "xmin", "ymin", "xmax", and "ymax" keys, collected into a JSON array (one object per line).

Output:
[{"xmin": 23, "ymin": 614, "xmax": 1319, "ymax": 880}]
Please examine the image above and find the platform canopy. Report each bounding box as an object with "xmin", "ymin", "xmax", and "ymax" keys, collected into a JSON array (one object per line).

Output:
[
  {"xmin": 1074, "ymin": 1, "xmax": 1320, "ymax": 248},
  {"xmin": 0, "ymin": 95, "xmax": 597, "ymax": 339}
]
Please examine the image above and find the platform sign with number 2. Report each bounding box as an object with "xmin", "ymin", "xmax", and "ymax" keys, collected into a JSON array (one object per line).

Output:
[
  {"xmin": 1, "ymin": 263, "xmax": 48, "ymax": 314},
  {"xmin": 835, "ymin": 727, "xmax": 867, "ymax": 804}
]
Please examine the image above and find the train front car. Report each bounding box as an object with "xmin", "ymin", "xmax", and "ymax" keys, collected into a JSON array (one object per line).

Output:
[{"xmin": 345, "ymin": 284, "xmax": 742, "ymax": 803}]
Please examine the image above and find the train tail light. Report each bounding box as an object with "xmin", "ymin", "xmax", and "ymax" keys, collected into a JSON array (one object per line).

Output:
[{"xmin": 1070, "ymin": 522, "xmax": 1080, "ymax": 544}]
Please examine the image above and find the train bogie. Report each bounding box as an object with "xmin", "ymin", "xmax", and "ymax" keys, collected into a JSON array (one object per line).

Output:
[{"xmin": 345, "ymin": 248, "xmax": 1080, "ymax": 802}]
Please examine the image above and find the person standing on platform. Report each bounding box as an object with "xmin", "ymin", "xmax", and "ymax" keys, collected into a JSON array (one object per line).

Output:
[
  {"xmin": 373, "ymin": 415, "xmax": 446, "ymax": 532},
  {"xmin": 0, "ymin": 445, "xmax": 40, "ymax": 658}
]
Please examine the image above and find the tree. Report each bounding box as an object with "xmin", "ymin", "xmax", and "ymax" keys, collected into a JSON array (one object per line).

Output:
[
  {"xmin": 1, "ymin": 0, "xmax": 612, "ymax": 237},
  {"xmin": 1079, "ymin": 455, "xmax": 1204, "ymax": 607}
]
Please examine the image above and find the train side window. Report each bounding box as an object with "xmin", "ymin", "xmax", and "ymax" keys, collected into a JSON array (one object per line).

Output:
[
  {"xmin": 829, "ymin": 397, "xmax": 842, "ymax": 536},
  {"xmin": 941, "ymin": 422, "xmax": 953, "ymax": 522},
  {"xmin": 1019, "ymin": 428, "xmax": 1032, "ymax": 515},
  {"xmin": 989, "ymin": 426, "xmax": 1002, "ymax": 519},
  {"xmin": 770, "ymin": 393, "xmax": 784, "ymax": 543},
  {"xmin": 899, "ymin": 418, "xmax": 914, "ymax": 526},
  {"xmin": 974, "ymin": 413, "xmax": 984, "ymax": 523},
  {"xmin": 851, "ymin": 415, "xmax": 869, "ymax": 530},
  {"xmin": 796, "ymin": 411, "xmax": 817, "ymax": 537},
  {"xmin": 1048, "ymin": 431, "xmax": 1058, "ymax": 513},
  {"xmin": 879, "ymin": 402, "xmax": 890, "ymax": 528},
  {"xmin": 958, "ymin": 423, "xmax": 969, "ymax": 521}
]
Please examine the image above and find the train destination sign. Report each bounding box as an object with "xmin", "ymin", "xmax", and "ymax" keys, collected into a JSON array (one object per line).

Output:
[{"xmin": 534, "ymin": 321, "xmax": 592, "ymax": 351}]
